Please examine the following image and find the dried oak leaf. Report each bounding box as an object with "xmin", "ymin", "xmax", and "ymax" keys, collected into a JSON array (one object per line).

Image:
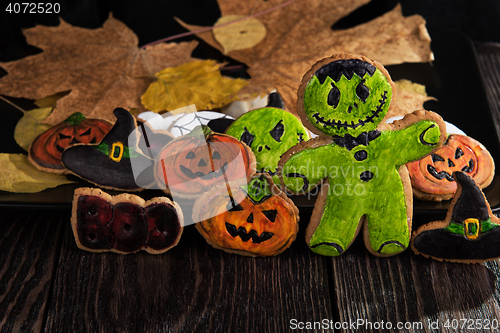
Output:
[
  {"xmin": 0, "ymin": 14, "xmax": 199, "ymax": 125},
  {"xmin": 177, "ymin": 0, "xmax": 433, "ymax": 115},
  {"xmin": 389, "ymin": 79, "xmax": 435, "ymax": 118}
]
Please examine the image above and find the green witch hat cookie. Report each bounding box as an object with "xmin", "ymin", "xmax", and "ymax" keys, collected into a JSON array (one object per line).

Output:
[
  {"xmin": 61, "ymin": 108, "xmax": 156, "ymax": 191},
  {"xmin": 411, "ymin": 171, "xmax": 500, "ymax": 263}
]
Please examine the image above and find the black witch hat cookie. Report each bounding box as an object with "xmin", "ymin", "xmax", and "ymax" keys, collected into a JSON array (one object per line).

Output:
[
  {"xmin": 411, "ymin": 171, "xmax": 500, "ymax": 263},
  {"xmin": 61, "ymin": 108, "xmax": 157, "ymax": 191}
]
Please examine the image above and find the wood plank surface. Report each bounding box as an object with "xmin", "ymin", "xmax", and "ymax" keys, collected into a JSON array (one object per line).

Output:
[
  {"xmin": 44, "ymin": 209, "xmax": 334, "ymax": 333},
  {"xmin": 0, "ymin": 209, "xmax": 66, "ymax": 333}
]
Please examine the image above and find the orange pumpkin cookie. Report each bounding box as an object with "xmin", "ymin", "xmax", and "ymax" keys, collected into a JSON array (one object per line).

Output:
[
  {"xmin": 29, "ymin": 112, "xmax": 112, "ymax": 173},
  {"xmin": 155, "ymin": 126, "xmax": 256, "ymax": 199},
  {"xmin": 407, "ymin": 134, "xmax": 495, "ymax": 201},
  {"xmin": 72, "ymin": 187, "xmax": 184, "ymax": 254},
  {"xmin": 193, "ymin": 174, "xmax": 299, "ymax": 257}
]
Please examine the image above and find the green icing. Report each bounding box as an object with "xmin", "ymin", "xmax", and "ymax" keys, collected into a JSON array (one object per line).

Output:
[
  {"xmin": 444, "ymin": 218, "xmax": 498, "ymax": 236},
  {"xmin": 304, "ymin": 68, "xmax": 392, "ymax": 137},
  {"xmin": 282, "ymin": 58, "xmax": 442, "ymax": 256},
  {"xmin": 226, "ymin": 107, "xmax": 310, "ymax": 184},
  {"xmin": 244, "ymin": 175, "xmax": 273, "ymax": 203}
]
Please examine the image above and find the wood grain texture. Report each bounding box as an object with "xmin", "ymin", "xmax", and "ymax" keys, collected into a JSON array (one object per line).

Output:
[
  {"xmin": 0, "ymin": 209, "xmax": 66, "ymax": 333},
  {"xmin": 44, "ymin": 210, "xmax": 334, "ymax": 333},
  {"xmin": 331, "ymin": 216, "xmax": 500, "ymax": 333}
]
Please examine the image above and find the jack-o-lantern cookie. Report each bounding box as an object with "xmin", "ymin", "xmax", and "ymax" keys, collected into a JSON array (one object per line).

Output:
[
  {"xmin": 193, "ymin": 174, "xmax": 299, "ymax": 257},
  {"xmin": 29, "ymin": 112, "xmax": 112, "ymax": 174},
  {"xmin": 72, "ymin": 187, "xmax": 184, "ymax": 254},
  {"xmin": 279, "ymin": 54, "xmax": 447, "ymax": 257},
  {"xmin": 407, "ymin": 134, "xmax": 494, "ymax": 201},
  {"xmin": 225, "ymin": 107, "xmax": 310, "ymax": 186},
  {"xmin": 411, "ymin": 171, "xmax": 500, "ymax": 263},
  {"xmin": 155, "ymin": 126, "xmax": 256, "ymax": 199}
]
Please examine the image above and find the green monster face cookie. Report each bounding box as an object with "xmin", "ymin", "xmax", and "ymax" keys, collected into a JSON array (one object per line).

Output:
[
  {"xmin": 303, "ymin": 59, "xmax": 393, "ymax": 137},
  {"xmin": 226, "ymin": 107, "xmax": 309, "ymax": 183}
]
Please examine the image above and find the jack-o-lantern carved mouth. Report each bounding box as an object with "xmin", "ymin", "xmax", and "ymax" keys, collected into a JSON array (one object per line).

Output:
[
  {"xmin": 180, "ymin": 162, "xmax": 228, "ymax": 180},
  {"xmin": 225, "ymin": 222, "xmax": 274, "ymax": 243},
  {"xmin": 427, "ymin": 159, "xmax": 474, "ymax": 181},
  {"xmin": 312, "ymin": 91, "xmax": 388, "ymax": 130}
]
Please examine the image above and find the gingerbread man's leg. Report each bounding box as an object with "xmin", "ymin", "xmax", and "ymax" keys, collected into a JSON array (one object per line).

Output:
[
  {"xmin": 307, "ymin": 183, "xmax": 366, "ymax": 256},
  {"xmin": 364, "ymin": 190, "xmax": 410, "ymax": 256}
]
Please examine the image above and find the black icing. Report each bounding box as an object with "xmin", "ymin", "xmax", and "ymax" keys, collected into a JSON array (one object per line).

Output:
[
  {"xmin": 360, "ymin": 171, "xmax": 374, "ymax": 182},
  {"xmin": 310, "ymin": 242, "xmax": 344, "ymax": 254},
  {"xmin": 327, "ymin": 83, "xmax": 341, "ymax": 108},
  {"xmin": 354, "ymin": 150, "xmax": 368, "ymax": 161},
  {"xmin": 225, "ymin": 222, "xmax": 274, "ymax": 243},
  {"xmin": 355, "ymin": 79, "xmax": 370, "ymax": 102},
  {"xmin": 333, "ymin": 130, "xmax": 381, "ymax": 151},
  {"xmin": 266, "ymin": 92, "xmax": 285, "ymax": 109},
  {"xmin": 315, "ymin": 59, "xmax": 377, "ymax": 84},
  {"xmin": 179, "ymin": 162, "xmax": 228, "ymax": 180},
  {"xmin": 452, "ymin": 171, "xmax": 489, "ymax": 222},
  {"xmin": 455, "ymin": 147, "xmax": 464, "ymax": 159},
  {"xmin": 419, "ymin": 125, "xmax": 437, "ymax": 146},
  {"xmin": 431, "ymin": 153, "xmax": 445, "ymax": 162},
  {"xmin": 263, "ymin": 210, "xmax": 278, "ymax": 222},
  {"xmin": 241, "ymin": 127, "xmax": 254, "ymax": 147},
  {"xmin": 270, "ymin": 120, "xmax": 285, "ymax": 142}
]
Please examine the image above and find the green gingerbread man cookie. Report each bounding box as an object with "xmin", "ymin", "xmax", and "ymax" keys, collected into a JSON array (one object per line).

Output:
[
  {"xmin": 226, "ymin": 107, "xmax": 310, "ymax": 186},
  {"xmin": 279, "ymin": 54, "xmax": 446, "ymax": 257}
]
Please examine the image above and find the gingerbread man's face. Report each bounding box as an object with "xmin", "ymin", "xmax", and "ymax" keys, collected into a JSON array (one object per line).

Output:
[{"xmin": 303, "ymin": 58, "xmax": 393, "ymax": 137}]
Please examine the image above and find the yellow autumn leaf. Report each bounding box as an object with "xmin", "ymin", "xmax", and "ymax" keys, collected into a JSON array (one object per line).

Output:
[
  {"xmin": 14, "ymin": 107, "xmax": 53, "ymax": 151},
  {"xmin": 213, "ymin": 15, "xmax": 267, "ymax": 54},
  {"xmin": 0, "ymin": 154, "xmax": 75, "ymax": 193},
  {"xmin": 141, "ymin": 59, "xmax": 248, "ymax": 112},
  {"xmin": 395, "ymin": 79, "xmax": 428, "ymax": 96}
]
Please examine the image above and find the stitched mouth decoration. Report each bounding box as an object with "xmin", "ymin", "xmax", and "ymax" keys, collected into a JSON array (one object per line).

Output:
[
  {"xmin": 180, "ymin": 162, "xmax": 228, "ymax": 180},
  {"xmin": 225, "ymin": 222, "xmax": 274, "ymax": 243},
  {"xmin": 312, "ymin": 91, "xmax": 388, "ymax": 130}
]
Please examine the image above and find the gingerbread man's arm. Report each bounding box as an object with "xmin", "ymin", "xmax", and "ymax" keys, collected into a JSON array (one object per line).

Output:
[
  {"xmin": 387, "ymin": 110, "xmax": 447, "ymax": 165},
  {"xmin": 278, "ymin": 138, "xmax": 334, "ymax": 194}
]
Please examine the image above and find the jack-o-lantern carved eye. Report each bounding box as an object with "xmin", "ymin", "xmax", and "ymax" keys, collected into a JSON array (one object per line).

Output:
[
  {"xmin": 263, "ymin": 210, "xmax": 277, "ymax": 222},
  {"xmin": 59, "ymin": 133, "xmax": 72, "ymax": 140},
  {"xmin": 356, "ymin": 79, "xmax": 370, "ymax": 102},
  {"xmin": 328, "ymin": 83, "xmax": 340, "ymax": 108},
  {"xmin": 186, "ymin": 151, "xmax": 196, "ymax": 159},
  {"xmin": 269, "ymin": 120, "xmax": 284, "ymax": 142},
  {"xmin": 80, "ymin": 128, "xmax": 92, "ymax": 136},
  {"xmin": 212, "ymin": 151, "xmax": 221, "ymax": 160},
  {"xmin": 455, "ymin": 148, "xmax": 464, "ymax": 159},
  {"xmin": 241, "ymin": 127, "xmax": 255, "ymax": 147}
]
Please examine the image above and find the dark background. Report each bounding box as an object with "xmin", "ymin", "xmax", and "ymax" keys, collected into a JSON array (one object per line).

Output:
[{"xmin": 1, "ymin": 0, "xmax": 500, "ymax": 62}]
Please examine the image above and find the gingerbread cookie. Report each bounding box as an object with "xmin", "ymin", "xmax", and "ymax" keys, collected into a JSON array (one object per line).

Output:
[
  {"xmin": 72, "ymin": 187, "xmax": 184, "ymax": 254},
  {"xmin": 29, "ymin": 112, "xmax": 112, "ymax": 174},
  {"xmin": 407, "ymin": 134, "xmax": 495, "ymax": 201},
  {"xmin": 193, "ymin": 174, "xmax": 299, "ymax": 257},
  {"xmin": 225, "ymin": 107, "xmax": 310, "ymax": 186},
  {"xmin": 155, "ymin": 126, "xmax": 256, "ymax": 199},
  {"xmin": 62, "ymin": 108, "xmax": 157, "ymax": 191},
  {"xmin": 411, "ymin": 171, "xmax": 500, "ymax": 263},
  {"xmin": 279, "ymin": 54, "xmax": 446, "ymax": 257}
]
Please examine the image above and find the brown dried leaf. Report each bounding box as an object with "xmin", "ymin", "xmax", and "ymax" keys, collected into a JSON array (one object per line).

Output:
[
  {"xmin": 389, "ymin": 79, "xmax": 435, "ymax": 118},
  {"xmin": 0, "ymin": 15, "xmax": 199, "ymax": 125},
  {"xmin": 177, "ymin": 0, "xmax": 433, "ymax": 114}
]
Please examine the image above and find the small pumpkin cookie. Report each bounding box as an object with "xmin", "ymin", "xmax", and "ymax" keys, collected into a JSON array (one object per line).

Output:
[
  {"xmin": 29, "ymin": 112, "xmax": 112, "ymax": 174},
  {"xmin": 72, "ymin": 187, "xmax": 184, "ymax": 254},
  {"xmin": 155, "ymin": 126, "xmax": 256, "ymax": 199},
  {"xmin": 407, "ymin": 134, "xmax": 495, "ymax": 201},
  {"xmin": 193, "ymin": 174, "xmax": 299, "ymax": 257},
  {"xmin": 411, "ymin": 171, "xmax": 500, "ymax": 263}
]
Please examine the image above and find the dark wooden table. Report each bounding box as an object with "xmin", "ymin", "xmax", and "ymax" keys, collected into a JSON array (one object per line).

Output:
[{"xmin": 2, "ymin": 38, "xmax": 500, "ymax": 333}]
